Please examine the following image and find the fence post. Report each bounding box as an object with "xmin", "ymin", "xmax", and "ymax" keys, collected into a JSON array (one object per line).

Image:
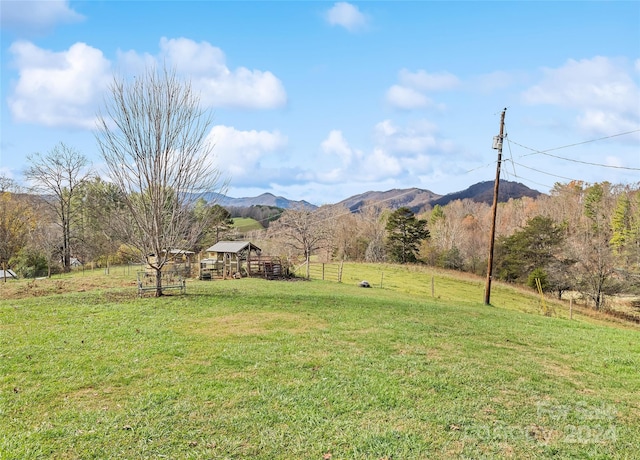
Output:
[
  {"xmin": 338, "ymin": 261, "xmax": 343, "ymax": 283},
  {"xmin": 570, "ymin": 297, "xmax": 573, "ymax": 320},
  {"xmin": 380, "ymin": 272, "xmax": 384, "ymax": 289},
  {"xmin": 431, "ymin": 275, "xmax": 435, "ymax": 297}
]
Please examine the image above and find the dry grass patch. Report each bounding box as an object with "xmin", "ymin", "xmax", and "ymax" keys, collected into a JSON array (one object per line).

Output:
[
  {"xmin": 540, "ymin": 360, "xmax": 583, "ymax": 386},
  {"xmin": 64, "ymin": 385, "xmax": 125, "ymax": 412},
  {"xmin": 193, "ymin": 311, "xmax": 328, "ymax": 338},
  {"xmin": 0, "ymin": 270, "xmax": 134, "ymax": 300}
]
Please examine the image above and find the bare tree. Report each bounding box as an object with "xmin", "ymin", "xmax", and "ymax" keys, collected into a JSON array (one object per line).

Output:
[
  {"xmin": 24, "ymin": 144, "xmax": 92, "ymax": 272},
  {"xmin": 359, "ymin": 201, "xmax": 389, "ymax": 263},
  {"xmin": 572, "ymin": 182, "xmax": 622, "ymax": 309},
  {"xmin": 268, "ymin": 206, "xmax": 335, "ymax": 278},
  {"xmin": 32, "ymin": 223, "xmax": 64, "ymax": 278},
  {"xmin": 331, "ymin": 206, "xmax": 364, "ymax": 261},
  {"xmin": 95, "ymin": 66, "xmax": 225, "ymax": 296}
]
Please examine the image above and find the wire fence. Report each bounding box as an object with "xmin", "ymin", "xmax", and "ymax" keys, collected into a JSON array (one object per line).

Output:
[{"xmin": 292, "ymin": 261, "xmax": 442, "ymax": 297}]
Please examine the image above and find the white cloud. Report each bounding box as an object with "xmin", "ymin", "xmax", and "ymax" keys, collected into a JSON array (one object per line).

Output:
[
  {"xmin": 522, "ymin": 56, "xmax": 640, "ymax": 135},
  {"xmin": 206, "ymin": 125, "xmax": 288, "ymax": 186},
  {"xmin": 374, "ymin": 119, "xmax": 443, "ymax": 155},
  {"xmin": 312, "ymin": 119, "xmax": 457, "ymax": 186},
  {"xmin": 386, "ymin": 85, "xmax": 431, "ymax": 110},
  {"xmin": 386, "ymin": 69, "xmax": 459, "ymax": 110},
  {"xmin": 604, "ymin": 156, "xmax": 623, "ymax": 168},
  {"xmin": 0, "ymin": 0, "xmax": 84, "ymax": 32},
  {"xmin": 361, "ymin": 147, "xmax": 403, "ymax": 180},
  {"xmin": 195, "ymin": 67, "xmax": 286, "ymax": 110},
  {"xmin": 116, "ymin": 49, "xmax": 157, "ymax": 75},
  {"xmin": 320, "ymin": 130, "xmax": 362, "ymax": 166},
  {"xmin": 577, "ymin": 110, "xmax": 639, "ymax": 135},
  {"xmin": 0, "ymin": 166, "xmax": 14, "ymax": 180},
  {"xmin": 8, "ymin": 40, "xmax": 111, "ymax": 128},
  {"xmin": 158, "ymin": 37, "xmax": 228, "ymax": 75},
  {"xmin": 7, "ymin": 37, "xmax": 287, "ymax": 128},
  {"xmin": 122, "ymin": 37, "xmax": 288, "ymax": 109},
  {"xmin": 326, "ymin": 2, "xmax": 367, "ymax": 32}
]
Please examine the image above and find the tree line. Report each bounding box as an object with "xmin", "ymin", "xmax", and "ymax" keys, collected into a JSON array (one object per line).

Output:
[
  {"xmin": 226, "ymin": 205, "xmax": 283, "ymax": 228},
  {"xmin": 261, "ymin": 181, "xmax": 639, "ymax": 310},
  {"xmin": 1, "ymin": 64, "xmax": 637, "ymax": 305},
  {"xmin": 3, "ymin": 159, "xmax": 638, "ymax": 308}
]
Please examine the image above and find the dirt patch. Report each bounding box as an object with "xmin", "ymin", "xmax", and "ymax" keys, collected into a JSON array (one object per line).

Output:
[
  {"xmin": 193, "ymin": 312, "xmax": 328, "ymax": 337},
  {"xmin": 0, "ymin": 273, "xmax": 134, "ymax": 300}
]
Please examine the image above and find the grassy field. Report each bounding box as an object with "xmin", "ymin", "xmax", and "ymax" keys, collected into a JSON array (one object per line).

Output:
[
  {"xmin": 232, "ymin": 217, "xmax": 264, "ymax": 233},
  {"xmin": 1, "ymin": 266, "xmax": 638, "ymax": 459}
]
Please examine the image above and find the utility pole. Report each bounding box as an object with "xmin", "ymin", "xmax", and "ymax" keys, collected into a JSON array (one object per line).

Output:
[{"xmin": 484, "ymin": 108, "xmax": 506, "ymax": 305}]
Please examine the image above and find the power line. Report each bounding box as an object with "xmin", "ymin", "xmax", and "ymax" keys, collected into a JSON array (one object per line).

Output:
[
  {"xmin": 240, "ymin": 130, "xmax": 639, "ymax": 228},
  {"xmin": 504, "ymin": 131, "xmax": 518, "ymax": 179},
  {"xmin": 525, "ymin": 128, "xmax": 639, "ymax": 153},
  {"xmin": 507, "ymin": 160, "xmax": 576, "ymax": 183},
  {"xmin": 501, "ymin": 130, "xmax": 556, "ymax": 190},
  {"xmin": 509, "ymin": 129, "xmax": 640, "ymax": 171}
]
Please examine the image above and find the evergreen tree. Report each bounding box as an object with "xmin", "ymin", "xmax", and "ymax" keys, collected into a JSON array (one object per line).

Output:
[
  {"xmin": 496, "ymin": 216, "xmax": 568, "ymax": 295},
  {"xmin": 192, "ymin": 200, "xmax": 233, "ymax": 250},
  {"xmin": 385, "ymin": 207, "xmax": 430, "ymax": 264}
]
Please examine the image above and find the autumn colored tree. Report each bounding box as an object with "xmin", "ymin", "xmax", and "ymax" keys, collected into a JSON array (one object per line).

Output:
[
  {"xmin": 609, "ymin": 189, "xmax": 640, "ymax": 276},
  {"xmin": 0, "ymin": 177, "xmax": 36, "ymax": 280}
]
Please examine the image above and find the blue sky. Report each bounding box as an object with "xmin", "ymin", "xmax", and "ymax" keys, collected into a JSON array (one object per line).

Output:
[{"xmin": 1, "ymin": 1, "xmax": 638, "ymax": 205}]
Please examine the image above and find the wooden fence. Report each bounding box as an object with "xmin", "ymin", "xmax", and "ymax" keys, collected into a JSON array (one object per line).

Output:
[{"xmin": 293, "ymin": 261, "xmax": 344, "ymax": 282}]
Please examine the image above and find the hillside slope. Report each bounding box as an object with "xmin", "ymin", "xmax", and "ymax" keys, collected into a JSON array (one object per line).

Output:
[
  {"xmin": 206, "ymin": 181, "xmax": 541, "ymax": 212},
  {"xmin": 335, "ymin": 187, "xmax": 443, "ymax": 213}
]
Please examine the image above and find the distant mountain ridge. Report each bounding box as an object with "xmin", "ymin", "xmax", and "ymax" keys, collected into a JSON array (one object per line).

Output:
[
  {"xmin": 430, "ymin": 180, "xmax": 542, "ymax": 207},
  {"xmin": 209, "ymin": 181, "xmax": 542, "ymax": 212},
  {"xmin": 335, "ymin": 188, "xmax": 443, "ymax": 213},
  {"xmin": 202, "ymin": 192, "xmax": 317, "ymax": 210}
]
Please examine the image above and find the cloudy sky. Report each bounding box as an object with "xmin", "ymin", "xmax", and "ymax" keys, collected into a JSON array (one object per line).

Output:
[{"xmin": 1, "ymin": 1, "xmax": 638, "ymax": 205}]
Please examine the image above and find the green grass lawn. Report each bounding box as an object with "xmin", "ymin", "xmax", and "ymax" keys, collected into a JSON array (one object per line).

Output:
[
  {"xmin": 1, "ymin": 268, "xmax": 638, "ymax": 459},
  {"xmin": 232, "ymin": 217, "xmax": 264, "ymax": 233}
]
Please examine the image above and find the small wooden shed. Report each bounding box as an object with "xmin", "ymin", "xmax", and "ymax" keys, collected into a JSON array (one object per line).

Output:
[
  {"xmin": 147, "ymin": 249, "xmax": 194, "ymax": 277},
  {"xmin": 201, "ymin": 241, "xmax": 261, "ymax": 279}
]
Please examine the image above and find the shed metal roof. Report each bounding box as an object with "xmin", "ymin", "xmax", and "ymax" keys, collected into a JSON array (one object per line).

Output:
[
  {"xmin": 167, "ymin": 249, "xmax": 195, "ymax": 255},
  {"xmin": 205, "ymin": 241, "xmax": 261, "ymax": 254},
  {"xmin": 0, "ymin": 269, "xmax": 17, "ymax": 279}
]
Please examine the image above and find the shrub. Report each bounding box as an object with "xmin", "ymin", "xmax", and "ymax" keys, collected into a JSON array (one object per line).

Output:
[{"xmin": 527, "ymin": 267, "xmax": 548, "ymax": 291}]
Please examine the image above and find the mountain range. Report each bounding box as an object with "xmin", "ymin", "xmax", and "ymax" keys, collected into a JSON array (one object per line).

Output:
[
  {"xmin": 203, "ymin": 192, "xmax": 316, "ymax": 210},
  {"xmin": 209, "ymin": 181, "xmax": 542, "ymax": 213}
]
